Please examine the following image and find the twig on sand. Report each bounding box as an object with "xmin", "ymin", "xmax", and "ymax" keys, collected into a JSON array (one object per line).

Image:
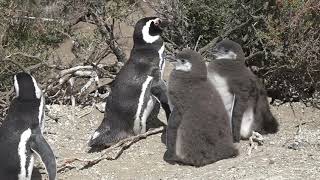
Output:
[
  {"xmin": 57, "ymin": 127, "xmax": 164, "ymax": 172},
  {"xmin": 247, "ymin": 131, "xmax": 264, "ymax": 156}
]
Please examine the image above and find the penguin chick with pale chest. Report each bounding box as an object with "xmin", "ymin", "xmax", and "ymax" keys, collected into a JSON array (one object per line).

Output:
[
  {"xmin": 164, "ymin": 49, "xmax": 238, "ymax": 167},
  {"xmin": 207, "ymin": 39, "xmax": 279, "ymax": 142}
]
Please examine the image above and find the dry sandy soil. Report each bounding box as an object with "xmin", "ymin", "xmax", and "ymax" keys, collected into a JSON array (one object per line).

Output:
[{"xmin": 31, "ymin": 102, "xmax": 320, "ymax": 180}]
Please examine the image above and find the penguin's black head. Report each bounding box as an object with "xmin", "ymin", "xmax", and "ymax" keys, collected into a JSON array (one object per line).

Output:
[
  {"xmin": 14, "ymin": 72, "xmax": 42, "ymax": 100},
  {"xmin": 168, "ymin": 49, "xmax": 207, "ymax": 78},
  {"xmin": 211, "ymin": 39, "xmax": 245, "ymax": 61},
  {"xmin": 133, "ymin": 17, "xmax": 166, "ymax": 44}
]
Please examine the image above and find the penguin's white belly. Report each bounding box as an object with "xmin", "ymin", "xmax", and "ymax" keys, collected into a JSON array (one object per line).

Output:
[
  {"xmin": 176, "ymin": 125, "xmax": 185, "ymax": 159},
  {"xmin": 133, "ymin": 76, "xmax": 154, "ymax": 134},
  {"xmin": 140, "ymin": 97, "xmax": 155, "ymax": 133},
  {"xmin": 208, "ymin": 73, "xmax": 234, "ymax": 120},
  {"xmin": 18, "ymin": 128, "xmax": 33, "ymax": 180},
  {"xmin": 240, "ymin": 106, "xmax": 254, "ymax": 138}
]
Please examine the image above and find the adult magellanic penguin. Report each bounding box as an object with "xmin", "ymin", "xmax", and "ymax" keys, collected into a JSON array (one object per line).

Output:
[
  {"xmin": 0, "ymin": 72, "xmax": 56, "ymax": 180},
  {"xmin": 88, "ymin": 17, "xmax": 171, "ymax": 147},
  {"xmin": 207, "ymin": 39, "xmax": 279, "ymax": 142}
]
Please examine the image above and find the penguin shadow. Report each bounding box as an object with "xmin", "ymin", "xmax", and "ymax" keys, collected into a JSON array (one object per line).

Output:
[
  {"xmin": 88, "ymin": 145, "xmax": 109, "ymax": 153},
  {"xmin": 31, "ymin": 167, "xmax": 44, "ymax": 180},
  {"xmin": 147, "ymin": 102, "xmax": 166, "ymax": 128},
  {"xmin": 147, "ymin": 102, "xmax": 167, "ymax": 145},
  {"xmin": 88, "ymin": 102, "xmax": 167, "ymax": 153},
  {"xmin": 160, "ymin": 128, "xmax": 166, "ymax": 144}
]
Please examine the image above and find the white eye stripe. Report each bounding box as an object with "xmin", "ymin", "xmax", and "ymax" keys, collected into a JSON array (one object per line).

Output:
[
  {"xmin": 142, "ymin": 18, "xmax": 161, "ymax": 44},
  {"xmin": 18, "ymin": 128, "xmax": 32, "ymax": 180},
  {"xmin": 31, "ymin": 76, "xmax": 42, "ymax": 99},
  {"xmin": 14, "ymin": 75, "xmax": 19, "ymax": 97}
]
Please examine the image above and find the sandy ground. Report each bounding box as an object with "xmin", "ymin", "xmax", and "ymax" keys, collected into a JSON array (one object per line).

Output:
[{"xmin": 30, "ymin": 102, "xmax": 320, "ymax": 180}]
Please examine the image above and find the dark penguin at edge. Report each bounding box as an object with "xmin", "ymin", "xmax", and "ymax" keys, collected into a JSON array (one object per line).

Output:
[
  {"xmin": 207, "ymin": 39, "xmax": 279, "ymax": 142},
  {"xmin": 88, "ymin": 17, "xmax": 171, "ymax": 147},
  {"xmin": 164, "ymin": 49, "xmax": 238, "ymax": 167},
  {"xmin": 0, "ymin": 72, "xmax": 56, "ymax": 180}
]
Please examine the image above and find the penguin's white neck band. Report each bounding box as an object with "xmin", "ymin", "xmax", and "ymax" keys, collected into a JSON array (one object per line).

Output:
[
  {"xmin": 142, "ymin": 18, "xmax": 160, "ymax": 44},
  {"xmin": 14, "ymin": 75, "xmax": 19, "ymax": 97},
  {"xmin": 14, "ymin": 75, "xmax": 42, "ymax": 99},
  {"xmin": 31, "ymin": 76, "xmax": 42, "ymax": 99}
]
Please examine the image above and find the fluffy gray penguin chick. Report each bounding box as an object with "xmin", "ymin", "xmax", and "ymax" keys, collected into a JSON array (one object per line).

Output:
[
  {"xmin": 207, "ymin": 39, "xmax": 279, "ymax": 142},
  {"xmin": 164, "ymin": 49, "xmax": 238, "ymax": 167}
]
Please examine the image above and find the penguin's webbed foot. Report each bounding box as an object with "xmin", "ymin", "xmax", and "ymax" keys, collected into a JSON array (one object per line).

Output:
[{"xmin": 250, "ymin": 131, "xmax": 264, "ymax": 145}]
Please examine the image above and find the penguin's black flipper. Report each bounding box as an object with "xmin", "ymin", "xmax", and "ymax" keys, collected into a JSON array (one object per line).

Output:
[
  {"xmin": 163, "ymin": 108, "xmax": 180, "ymax": 163},
  {"xmin": 30, "ymin": 134, "xmax": 56, "ymax": 180},
  {"xmin": 151, "ymin": 81, "xmax": 171, "ymax": 119},
  {"xmin": 150, "ymin": 68, "xmax": 171, "ymax": 120}
]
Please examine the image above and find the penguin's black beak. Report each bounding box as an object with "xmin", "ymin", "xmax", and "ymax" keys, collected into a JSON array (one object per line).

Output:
[{"xmin": 155, "ymin": 18, "xmax": 169, "ymax": 30}]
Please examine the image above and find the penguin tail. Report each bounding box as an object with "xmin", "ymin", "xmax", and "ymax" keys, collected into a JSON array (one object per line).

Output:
[
  {"xmin": 262, "ymin": 111, "xmax": 279, "ymax": 134},
  {"xmin": 256, "ymin": 91, "xmax": 279, "ymax": 134},
  {"xmin": 260, "ymin": 97, "xmax": 279, "ymax": 134}
]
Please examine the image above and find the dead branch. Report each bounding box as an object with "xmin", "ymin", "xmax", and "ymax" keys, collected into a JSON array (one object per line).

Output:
[
  {"xmin": 10, "ymin": 16, "xmax": 63, "ymax": 23},
  {"xmin": 245, "ymin": 51, "xmax": 264, "ymax": 62},
  {"xmin": 90, "ymin": 9, "xmax": 127, "ymax": 63},
  {"xmin": 57, "ymin": 127, "xmax": 164, "ymax": 172},
  {"xmin": 198, "ymin": 37, "xmax": 221, "ymax": 55},
  {"xmin": 198, "ymin": 18, "xmax": 253, "ymax": 54},
  {"xmin": 58, "ymin": 66, "xmax": 93, "ymax": 78},
  {"xmin": 5, "ymin": 52, "xmax": 43, "ymax": 62},
  {"xmin": 3, "ymin": 58, "xmax": 27, "ymax": 72}
]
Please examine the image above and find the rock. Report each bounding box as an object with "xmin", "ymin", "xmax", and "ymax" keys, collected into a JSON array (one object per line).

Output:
[
  {"xmin": 71, "ymin": 22, "xmax": 97, "ymax": 39},
  {"xmin": 100, "ymin": 53, "xmax": 118, "ymax": 67},
  {"xmin": 47, "ymin": 39, "xmax": 76, "ymax": 68}
]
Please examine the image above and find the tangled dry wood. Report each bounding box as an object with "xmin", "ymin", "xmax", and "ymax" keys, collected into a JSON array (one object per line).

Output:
[{"xmin": 57, "ymin": 127, "xmax": 164, "ymax": 173}]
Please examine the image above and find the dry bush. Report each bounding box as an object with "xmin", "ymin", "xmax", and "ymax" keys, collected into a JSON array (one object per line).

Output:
[
  {"xmin": 154, "ymin": 0, "xmax": 320, "ymax": 106},
  {"xmin": 0, "ymin": 0, "xmax": 138, "ymax": 120},
  {"xmin": 0, "ymin": 0, "xmax": 319, "ymax": 122}
]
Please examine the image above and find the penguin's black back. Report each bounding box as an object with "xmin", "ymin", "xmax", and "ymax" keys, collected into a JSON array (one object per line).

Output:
[
  {"xmin": 104, "ymin": 48, "xmax": 160, "ymax": 130},
  {"xmin": 15, "ymin": 72, "xmax": 40, "ymax": 100},
  {"xmin": 0, "ymin": 98, "xmax": 41, "ymax": 179}
]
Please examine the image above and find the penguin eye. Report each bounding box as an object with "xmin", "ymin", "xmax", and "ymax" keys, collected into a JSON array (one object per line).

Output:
[
  {"xmin": 180, "ymin": 59, "xmax": 186, "ymax": 63},
  {"xmin": 154, "ymin": 20, "xmax": 161, "ymax": 26}
]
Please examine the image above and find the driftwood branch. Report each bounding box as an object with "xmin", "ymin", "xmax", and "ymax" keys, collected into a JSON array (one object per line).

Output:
[
  {"xmin": 90, "ymin": 9, "xmax": 127, "ymax": 63},
  {"xmin": 245, "ymin": 51, "xmax": 264, "ymax": 62},
  {"xmin": 10, "ymin": 16, "xmax": 63, "ymax": 23},
  {"xmin": 57, "ymin": 127, "xmax": 164, "ymax": 172},
  {"xmin": 198, "ymin": 18, "xmax": 253, "ymax": 54},
  {"xmin": 3, "ymin": 52, "xmax": 48, "ymax": 72}
]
